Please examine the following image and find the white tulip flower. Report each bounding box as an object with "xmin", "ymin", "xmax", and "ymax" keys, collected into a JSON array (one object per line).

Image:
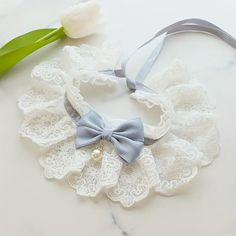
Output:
[
  {"xmin": 61, "ymin": 1, "xmax": 104, "ymax": 39},
  {"xmin": 0, "ymin": 1, "xmax": 105, "ymax": 76}
]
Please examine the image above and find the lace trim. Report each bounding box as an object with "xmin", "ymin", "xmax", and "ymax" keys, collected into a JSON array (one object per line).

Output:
[
  {"xmin": 19, "ymin": 107, "xmax": 75, "ymax": 147},
  {"xmin": 131, "ymin": 91, "xmax": 174, "ymax": 139}
]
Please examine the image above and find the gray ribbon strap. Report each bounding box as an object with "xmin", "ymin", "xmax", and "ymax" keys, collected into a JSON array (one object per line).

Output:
[
  {"xmin": 100, "ymin": 18, "xmax": 236, "ymax": 92},
  {"xmin": 64, "ymin": 97, "xmax": 144, "ymax": 163},
  {"xmin": 64, "ymin": 97, "xmax": 81, "ymax": 122}
]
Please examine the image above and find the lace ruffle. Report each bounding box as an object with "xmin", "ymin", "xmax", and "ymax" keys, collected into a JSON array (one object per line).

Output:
[{"xmin": 18, "ymin": 44, "xmax": 220, "ymax": 207}]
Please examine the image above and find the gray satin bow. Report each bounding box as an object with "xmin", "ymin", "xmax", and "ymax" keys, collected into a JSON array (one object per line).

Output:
[{"xmin": 75, "ymin": 110, "xmax": 144, "ymax": 163}]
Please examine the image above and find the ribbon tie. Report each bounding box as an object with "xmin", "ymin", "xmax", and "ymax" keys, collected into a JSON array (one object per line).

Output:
[
  {"xmin": 75, "ymin": 110, "xmax": 144, "ymax": 163},
  {"xmin": 100, "ymin": 18, "xmax": 236, "ymax": 93}
]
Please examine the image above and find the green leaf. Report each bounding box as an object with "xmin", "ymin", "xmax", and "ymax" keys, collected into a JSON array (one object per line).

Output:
[
  {"xmin": 0, "ymin": 27, "xmax": 65, "ymax": 76},
  {"xmin": 0, "ymin": 28, "xmax": 57, "ymax": 56}
]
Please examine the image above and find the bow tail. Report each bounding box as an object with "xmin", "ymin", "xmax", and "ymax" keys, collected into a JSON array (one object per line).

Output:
[{"xmin": 111, "ymin": 137, "xmax": 144, "ymax": 163}]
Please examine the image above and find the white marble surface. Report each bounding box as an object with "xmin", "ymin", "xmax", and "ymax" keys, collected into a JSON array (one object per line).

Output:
[{"xmin": 1, "ymin": 0, "xmax": 236, "ymax": 235}]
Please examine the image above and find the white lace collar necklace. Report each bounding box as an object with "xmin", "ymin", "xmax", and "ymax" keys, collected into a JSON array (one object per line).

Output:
[{"xmin": 18, "ymin": 43, "xmax": 220, "ymax": 207}]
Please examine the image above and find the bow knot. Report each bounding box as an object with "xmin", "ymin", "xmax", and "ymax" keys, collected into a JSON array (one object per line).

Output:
[
  {"xmin": 99, "ymin": 69, "xmax": 156, "ymax": 93},
  {"xmin": 101, "ymin": 128, "xmax": 113, "ymax": 140},
  {"xmin": 75, "ymin": 110, "xmax": 144, "ymax": 163}
]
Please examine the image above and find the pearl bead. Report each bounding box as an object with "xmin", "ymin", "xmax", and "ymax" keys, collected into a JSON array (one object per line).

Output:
[{"xmin": 92, "ymin": 149, "xmax": 102, "ymax": 161}]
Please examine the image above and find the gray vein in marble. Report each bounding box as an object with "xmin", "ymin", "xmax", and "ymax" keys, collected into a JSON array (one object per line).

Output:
[
  {"xmin": 111, "ymin": 211, "xmax": 129, "ymax": 236},
  {"xmin": 108, "ymin": 202, "xmax": 130, "ymax": 236},
  {"xmin": 208, "ymin": 56, "xmax": 236, "ymax": 71},
  {"xmin": 192, "ymin": 55, "xmax": 236, "ymax": 76},
  {"xmin": 219, "ymin": 56, "xmax": 236, "ymax": 70}
]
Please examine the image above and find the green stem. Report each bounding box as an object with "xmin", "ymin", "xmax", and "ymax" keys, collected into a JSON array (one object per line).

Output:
[
  {"xmin": 0, "ymin": 27, "xmax": 66, "ymax": 77},
  {"xmin": 35, "ymin": 27, "xmax": 64, "ymax": 43}
]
